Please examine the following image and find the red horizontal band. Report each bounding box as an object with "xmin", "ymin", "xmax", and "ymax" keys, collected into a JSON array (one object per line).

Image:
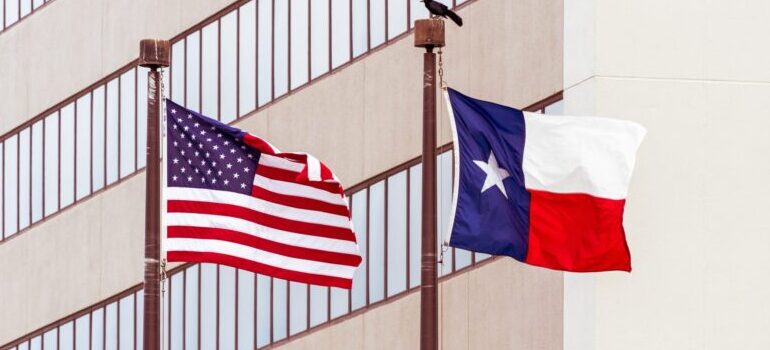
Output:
[
  {"xmin": 168, "ymin": 251, "xmax": 354, "ymax": 289},
  {"xmin": 251, "ymin": 185, "xmax": 350, "ymax": 217},
  {"xmin": 525, "ymin": 189, "xmax": 631, "ymax": 272},
  {"xmin": 167, "ymin": 200, "xmax": 357, "ymax": 242},
  {"xmin": 168, "ymin": 226, "xmax": 362, "ymax": 266}
]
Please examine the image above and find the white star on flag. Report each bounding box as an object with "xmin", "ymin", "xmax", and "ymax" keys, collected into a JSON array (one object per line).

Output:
[{"xmin": 473, "ymin": 151, "xmax": 511, "ymax": 199}]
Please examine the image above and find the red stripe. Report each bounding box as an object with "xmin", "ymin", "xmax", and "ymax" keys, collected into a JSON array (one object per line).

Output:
[
  {"xmin": 242, "ymin": 133, "xmax": 278, "ymax": 154},
  {"xmin": 320, "ymin": 163, "xmax": 333, "ymax": 180},
  {"xmin": 168, "ymin": 251, "xmax": 353, "ymax": 289},
  {"xmin": 168, "ymin": 226, "xmax": 362, "ymax": 266},
  {"xmin": 167, "ymin": 200, "xmax": 357, "ymax": 242},
  {"xmin": 251, "ymin": 185, "xmax": 350, "ymax": 217},
  {"xmin": 525, "ymin": 189, "xmax": 631, "ymax": 272},
  {"xmin": 256, "ymin": 164, "xmax": 301, "ymax": 182},
  {"xmin": 256, "ymin": 164, "xmax": 344, "ymax": 194}
]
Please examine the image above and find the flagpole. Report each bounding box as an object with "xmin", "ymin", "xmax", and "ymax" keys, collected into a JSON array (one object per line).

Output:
[
  {"xmin": 414, "ymin": 19, "xmax": 445, "ymax": 350},
  {"xmin": 139, "ymin": 39, "xmax": 170, "ymax": 350}
]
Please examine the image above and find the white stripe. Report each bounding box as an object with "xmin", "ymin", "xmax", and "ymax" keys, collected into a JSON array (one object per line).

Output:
[
  {"xmin": 444, "ymin": 89, "xmax": 462, "ymax": 247},
  {"xmin": 167, "ymin": 212, "xmax": 359, "ymax": 255},
  {"xmin": 253, "ymin": 174, "xmax": 346, "ymax": 206},
  {"xmin": 305, "ymin": 154, "xmax": 322, "ymax": 181},
  {"xmin": 259, "ymin": 153, "xmax": 304, "ymax": 172},
  {"xmin": 167, "ymin": 237, "xmax": 356, "ymax": 278},
  {"xmin": 522, "ymin": 112, "xmax": 646, "ymax": 199},
  {"xmin": 167, "ymin": 187, "xmax": 351, "ymax": 229}
]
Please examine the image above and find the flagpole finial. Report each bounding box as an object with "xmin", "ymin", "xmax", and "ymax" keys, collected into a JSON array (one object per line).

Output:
[
  {"xmin": 139, "ymin": 39, "xmax": 171, "ymax": 69},
  {"xmin": 414, "ymin": 19, "xmax": 446, "ymax": 50}
]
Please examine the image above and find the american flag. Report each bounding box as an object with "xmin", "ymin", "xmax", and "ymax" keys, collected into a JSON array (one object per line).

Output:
[{"xmin": 164, "ymin": 100, "xmax": 361, "ymax": 289}]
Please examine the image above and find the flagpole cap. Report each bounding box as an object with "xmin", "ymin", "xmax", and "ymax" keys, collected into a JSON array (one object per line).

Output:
[
  {"xmin": 414, "ymin": 19, "xmax": 446, "ymax": 49},
  {"xmin": 139, "ymin": 39, "xmax": 171, "ymax": 69}
]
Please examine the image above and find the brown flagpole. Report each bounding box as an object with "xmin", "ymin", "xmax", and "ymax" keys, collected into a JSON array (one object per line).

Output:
[
  {"xmin": 139, "ymin": 39, "xmax": 170, "ymax": 350},
  {"xmin": 414, "ymin": 19, "xmax": 445, "ymax": 350}
]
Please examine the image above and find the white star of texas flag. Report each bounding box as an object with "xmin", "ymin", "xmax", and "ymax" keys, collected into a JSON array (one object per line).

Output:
[{"xmin": 473, "ymin": 151, "xmax": 511, "ymax": 199}]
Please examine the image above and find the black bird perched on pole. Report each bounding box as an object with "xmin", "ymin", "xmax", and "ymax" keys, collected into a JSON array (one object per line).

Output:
[{"xmin": 422, "ymin": 0, "xmax": 463, "ymax": 26}]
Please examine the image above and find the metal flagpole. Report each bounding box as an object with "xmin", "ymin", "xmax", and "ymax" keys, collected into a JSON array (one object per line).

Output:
[
  {"xmin": 414, "ymin": 19, "xmax": 445, "ymax": 350},
  {"xmin": 139, "ymin": 39, "xmax": 170, "ymax": 350}
]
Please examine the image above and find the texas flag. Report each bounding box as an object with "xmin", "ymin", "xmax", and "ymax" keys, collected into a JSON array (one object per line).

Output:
[{"xmin": 445, "ymin": 88, "xmax": 646, "ymax": 272}]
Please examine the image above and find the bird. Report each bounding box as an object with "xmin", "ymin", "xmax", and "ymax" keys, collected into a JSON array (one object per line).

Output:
[{"xmin": 422, "ymin": 0, "xmax": 463, "ymax": 27}]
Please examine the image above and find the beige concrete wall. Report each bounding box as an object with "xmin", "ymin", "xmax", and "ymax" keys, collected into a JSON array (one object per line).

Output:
[
  {"xmin": 563, "ymin": 1, "xmax": 770, "ymax": 349},
  {"xmin": 0, "ymin": 0, "xmax": 563, "ymax": 345},
  {"xmin": 0, "ymin": 0, "xmax": 235, "ymax": 136},
  {"xmin": 591, "ymin": 77, "xmax": 770, "ymax": 350},
  {"xmin": 0, "ymin": 173, "xmax": 145, "ymax": 344},
  {"xmin": 275, "ymin": 259, "xmax": 563, "ymax": 350}
]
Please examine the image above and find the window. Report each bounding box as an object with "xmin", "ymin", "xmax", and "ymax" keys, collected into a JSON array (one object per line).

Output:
[
  {"xmin": 60, "ymin": 103, "xmax": 76, "ymax": 208},
  {"xmin": 76, "ymin": 94, "xmax": 92, "ymax": 200},
  {"xmin": 238, "ymin": 1, "xmax": 257, "ymax": 117},
  {"xmin": 201, "ymin": 21, "xmax": 219, "ymax": 118},
  {"xmin": 310, "ymin": 0, "xmax": 330, "ymax": 79},
  {"xmin": 289, "ymin": 0, "xmax": 309, "ymax": 90},
  {"xmin": 4, "ymin": 136, "xmax": 17, "ymax": 237},
  {"xmin": 221, "ymin": 11, "xmax": 238, "ymax": 123},
  {"xmin": 387, "ymin": 171, "xmax": 408, "ymax": 296}
]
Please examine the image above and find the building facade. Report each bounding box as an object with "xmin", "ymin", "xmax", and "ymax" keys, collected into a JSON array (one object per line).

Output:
[{"xmin": 0, "ymin": 0, "xmax": 767, "ymax": 349}]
